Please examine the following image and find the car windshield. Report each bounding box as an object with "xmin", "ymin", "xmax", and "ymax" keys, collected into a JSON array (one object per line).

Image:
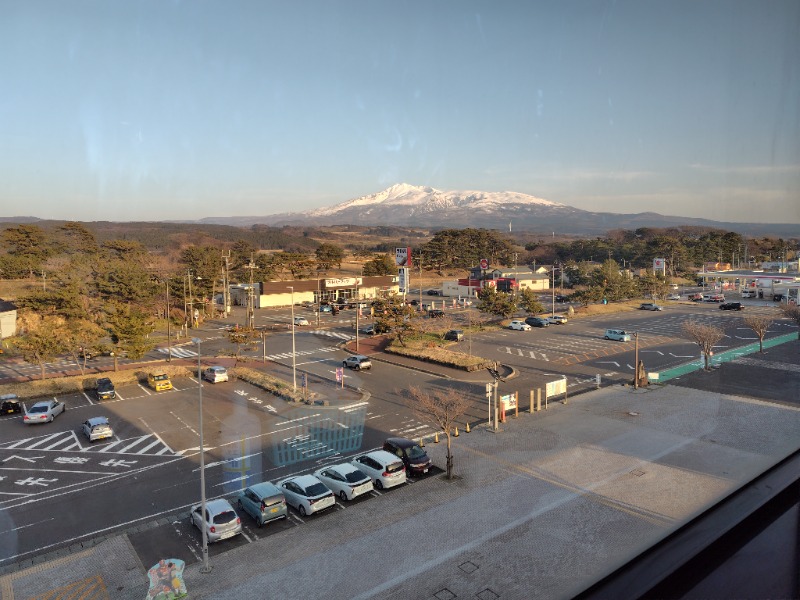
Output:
[
  {"xmin": 28, "ymin": 405, "xmax": 48, "ymax": 414},
  {"xmin": 153, "ymin": 374, "xmax": 168, "ymax": 381},
  {"xmin": 407, "ymin": 446, "xmax": 427, "ymax": 460},
  {"xmin": 305, "ymin": 483, "xmax": 329, "ymax": 496},
  {"xmin": 344, "ymin": 471, "xmax": 367, "ymax": 484},
  {"xmin": 212, "ymin": 511, "xmax": 237, "ymax": 525}
]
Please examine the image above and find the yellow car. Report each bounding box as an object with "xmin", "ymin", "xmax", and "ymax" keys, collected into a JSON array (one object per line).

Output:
[{"xmin": 147, "ymin": 372, "xmax": 173, "ymax": 392}]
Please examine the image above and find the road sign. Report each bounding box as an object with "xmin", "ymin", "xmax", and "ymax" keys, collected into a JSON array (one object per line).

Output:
[
  {"xmin": 480, "ymin": 258, "xmax": 489, "ymax": 269},
  {"xmin": 335, "ymin": 368, "xmax": 343, "ymax": 383}
]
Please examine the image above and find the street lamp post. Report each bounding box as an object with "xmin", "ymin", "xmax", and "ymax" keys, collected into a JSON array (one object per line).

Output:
[
  {"xmin": 165, "ymin": 280, "xmax": 172, "ymax": 362},
  {"xmin": 192, "ymin": 337, "xmax": 211, "ymax": 574},
  {"xmin": 288, "ymin": 286, "xmax": 296, "ymax": 390}
]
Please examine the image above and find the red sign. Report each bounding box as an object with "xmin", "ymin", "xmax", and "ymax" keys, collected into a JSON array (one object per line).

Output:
[{"xmin": 479, "ymin": 259, "xmax": 489, "ymax": 269}]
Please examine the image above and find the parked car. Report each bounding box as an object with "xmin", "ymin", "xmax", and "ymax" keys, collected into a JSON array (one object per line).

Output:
[
  {"xmin": 444, "ymin": 329, "xmax": 464, "ymax": 341},
  {"xmin": 773, "ymin": 294, "xmax": 784, "ymax": 302},
  {"xmin": 294, "ymin": 316, "xmax": 309, "ymax": 326},
  {"xmin": 720, "ymin": 302, "xmax": 744, "ymax": 311},
  {"xmin": 688, "ymin": 293, "xmax": 704, "ymax": 302},
  {"xmin": 95, "ymin": 377, "xmax": 116, "ymax": 400},
  {"xmin": 203, "ymin": 366, "xmax": 229, "ymax": 383},
  {"xmin": 426, "ymin": 289, "xmax": 441, "ymax": 296},
  {"xmin": 361, "ymin": 324, "xmax": 376, "ymax": 335},
  {"xmin": 320, "ymin": 304, "xmax": 333, "ymax": 313},
  {"xmin": 343, "ymin": 355, "xmax": 372, "ymax": 370},
  {"xmin": 604, "ymin": 329, "xmax": 632, "ymax": 342},
  {"xmin": 555, "ymin": 294, "xmax": 570, "ymax": 303},
  {"xmin": 23, "ymin": 399, "xmax": 66, "ymax": 424},
  {"xmin": 455, "ymin": 298, "xmax": 472, "ymax": 307},
  {"xmin": 313, "ymin": 464, "xmax": 374, "ymax": 501},
  {"xmin": 190, "ymin": 498, "xmax": 242, "ymax": 542},
  {"xmin": 546, "ymin": 315, "xmax": 568, "ymax": 325},
  {"xmin": 351, "ymin": 450, "xmax": 407, "ymax": 490},
  {"xmin": 383, "ymin": 437, "xmax": 432, "ymax": 477},
  {"xmin": 639, "ymin": 303, "xmax": 663, "ymax": 311},
  {"xmin": 428, "ymin": 309, "xmax": 445, "ymax": 318},
  {"xmin": 703, "ymin": 294, "xmax": 725, "ymax": 303},
  {"xmin": 147, "ymin": 372, "xmax": 173, "ymax": 392},
  {"xmin": 82, "ymin": 416, "xmax": 114, "ymax": 442},
  {"xmin": 277, "ymin": 474, "xmax": 336, "ymax": 517},
  {"xmin": 524, "ymin": 317, "xmax": 549, "ymax": 328},
  {"xmin": 236, "ymin": 482, "xmax": 288, "ymax": 526},
  {"xmin": 509, "ymin": 320, "xmax": 532, "ymax": 331},
  {"xmin": 667, "ymin": 293, "xmax": 681, "ymax": 301},
  {"xmin": 1, "ymin": 395, "xmax": 21, "ymax": 415}
]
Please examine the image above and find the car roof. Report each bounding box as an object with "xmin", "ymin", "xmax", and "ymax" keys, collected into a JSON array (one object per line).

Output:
[
  {"xmin": 30, "ymin": 400, "xmax": 54, "ymax": 408},
  {"xmin": 97, "ymin": 377, "xmax": 112, "ymax": 384},
  {"xmin": 281, "ymin": 474, "xmax": 319, "ymax": 487},
  {"xmin": 86, "ymin": 416, "xmax": 109, "ymax": 426},
  {"xmin": 320, "ymin": 463, "xmax": 361, "ymax": 475},
  {"xmin": 352, "ymin": 355, "xmax": 369, "ymax": 360},
  {"xmin": 248, "ymin": 482, "xmax": 281, "ymax": 496},
  {"xmin": 360, "ymin": 449, "xmax": 402, "ymax": 464},
  {"xmin": 207, "ymin": 366, "xmax": 226, "ymax": 371},
  {"xmin": 385, "ymin": 437, "xmax": 421, "ymax": 449},
  {"xmin": 202, "ymin": 498, "xmax": 235, "ymax": 514}
]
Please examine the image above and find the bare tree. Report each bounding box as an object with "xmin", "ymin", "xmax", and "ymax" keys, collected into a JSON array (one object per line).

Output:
[
  {"xmin": 743, "ymin": 314, "xmax": 773, "ymax": 353},
  {"xmin": 682, "ymin": 320, "xmax": 724, "ymax": 370},
  {"xmin": 407, "ymin": 386, "xmax": 472, "ymax": 479},
  {"xmin": 779, "ymin": 304, "xmax": 800, "ymax": 341}
]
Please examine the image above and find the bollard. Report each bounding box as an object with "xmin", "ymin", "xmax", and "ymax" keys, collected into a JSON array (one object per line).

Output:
[
  {"xmin": 454, "ymin": 426, "xmax": 459, "ymax": 437},
  {"xmin": 434, "ymin": 431, "xmax": 440, "ymax": 443},
  {"xmin": 419, "ymin": 437, "xmax": 425, "ymax": 448},
  {"xmin": 530, "ymin": 390, "xmax": 534, "ymax": 413},
  {"xmin": 465, "ymin": 421, "xmax": 471, "ymax": 433},
  {"xmin": 515, "ymin": 391, "xmax": 519, "ymax": 418}
]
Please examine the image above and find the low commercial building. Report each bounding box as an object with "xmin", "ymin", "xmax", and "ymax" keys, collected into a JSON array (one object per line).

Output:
[
  {"xmin": 231, "ymin": 276, "xmax": 399, "ymax": 309},
  {"xmin": 0, "ymin": 300, "xmax": 17, "ymax": 339}
]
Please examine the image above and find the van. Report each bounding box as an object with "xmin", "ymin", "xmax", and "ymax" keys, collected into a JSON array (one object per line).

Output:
[
  {"xmin": 703, "ymin": 293, "xmax": 725, "ymax": 303},
  {"xmin": 741, "ymin": 289, "xmax": 756, "ymax": 298},
  {"xmin": 604, "ymin": 329, "xmax": 631, "ymax": 342}
]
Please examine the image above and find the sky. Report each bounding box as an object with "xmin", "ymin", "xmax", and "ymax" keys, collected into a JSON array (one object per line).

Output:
[{"xmin": 1, "ymin": 0, "xmax": 799, "ymax": 224}]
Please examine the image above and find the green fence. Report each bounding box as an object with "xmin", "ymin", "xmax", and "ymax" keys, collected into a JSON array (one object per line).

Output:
[{"xmin": 653, "ymin": 332, "xmax": 798, "ymax": 382}]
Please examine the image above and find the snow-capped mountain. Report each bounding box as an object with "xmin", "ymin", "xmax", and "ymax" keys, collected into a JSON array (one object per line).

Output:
[
  {"xmin": 196, "ymin": 183, "xmax": 788, "ymax": 235},
  {"xmin": 267, "ymin": 183, "xmax": 582, "ymax": 229}
]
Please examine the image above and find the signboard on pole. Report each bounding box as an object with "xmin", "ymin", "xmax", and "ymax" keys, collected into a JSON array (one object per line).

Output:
[
  {"xmin": 500, "ymin": 394, "xmax": 516, "ymax": 410},
  {"xmin": 545, "ymin": 378, "xmax": 567, "ymax": 399},
  {"xmin": 398, "ymin": 267, "xmax": 409, "ymax": 293},
  {"xmin": 653, "ymin": 258, "xmax": 666, "ymax": 272},
  {"xmin": 395, "ymin": 247, "xmax": 412, "ymax": 267},
  {"xmin": 479, "ymin": 258, "xmax": 489, "ymax": 270}
]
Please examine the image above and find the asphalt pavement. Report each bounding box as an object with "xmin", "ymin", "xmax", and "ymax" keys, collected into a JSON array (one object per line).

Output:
[{"xmin": 2, "ymin": 337, "xmax": 798, "ymax": 599}]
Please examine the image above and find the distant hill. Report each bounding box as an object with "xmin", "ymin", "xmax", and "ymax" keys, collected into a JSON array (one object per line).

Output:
[{"xmin": 195, "ymin": 183, "xmax": 799, "ymax": 237}]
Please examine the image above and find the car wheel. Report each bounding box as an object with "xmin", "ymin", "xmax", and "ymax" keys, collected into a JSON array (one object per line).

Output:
[
  {"xmin": 339, "ymin": 490, "xmax": 348, "ymax": 501},
  {"xmin": 298, "ymin": 505, "xmax": 307, "ymax": 517},
  {"xmin": 604, "ymin": 336, "xmax": 610, "ymax": 340},
  {"xmin": 375, "ymin": 479, "xmax": 383, "ymax": 490},
  {"xmin": 342, "ymin": 361, "xmax": 347, "ymax": 367}
]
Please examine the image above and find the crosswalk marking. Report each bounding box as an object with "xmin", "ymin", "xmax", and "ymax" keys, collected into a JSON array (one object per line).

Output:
[{"xmin": 158, "ymin": 347, "xmax": 198, "ymax": 358}]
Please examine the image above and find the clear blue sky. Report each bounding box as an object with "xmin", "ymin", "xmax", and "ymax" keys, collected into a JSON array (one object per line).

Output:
[{"xmin": 2, "ymin": 1, "xmax": 798, "ymax": 224}]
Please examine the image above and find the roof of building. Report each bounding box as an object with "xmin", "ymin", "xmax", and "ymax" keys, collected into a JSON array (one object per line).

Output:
[{"xmin": 0, "ymin": 299, "xmax": 18, "ymax": 313}]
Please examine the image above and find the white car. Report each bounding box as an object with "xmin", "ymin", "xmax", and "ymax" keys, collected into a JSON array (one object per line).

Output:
[
  {"xmin": 546, "ymin": 315, "xmax": 568, "ymax": 325},
  {"xmin": 190, "ymin": 498, "xmax": 242, "ymax": 543},
  {"xmin": 508, "ymin": 320, "xmax": 531, "ymax": 331},
  {"xmin": 294, "ymin": 316, "xmax": 309, "ymax": 326},
  {"xmin": 313, "ymin": 464, "xmax": 374, "ymax": 501},
  {"xmin": 667, "ymin": 293, "xmax": 681, "ymax": 301},
  {"xmin": 203, "ymin": 366, "xmax": 228, "ymax": 383},
  {"xmin": 82, "ymin": 416, "xmax": 114, "ymax": 442},
  {"xmin": 456, "ymin": 298, "xmax": 472, "ymax": 307},
  {"xmin": 351, "ymin": 450, "xmax": 407, "ymax": 490},
  {"xmin": 277, "ymin": 475, "xmax": 335, "ymax": 517}
]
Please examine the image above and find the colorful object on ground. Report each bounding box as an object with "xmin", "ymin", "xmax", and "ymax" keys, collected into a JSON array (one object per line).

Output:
[{"xmin": 146, "ymin": 559, "xmax": 187, "ymax": 599}]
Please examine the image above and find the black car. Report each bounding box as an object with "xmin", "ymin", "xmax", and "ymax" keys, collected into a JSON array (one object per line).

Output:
[
  {"xmin": 426, "ymin": 289, "xmax": 441, "ymax": 296},
  {"xmin": 444, "ymin": 329, "xmax": 464, "ymax": 341},
  {"xmin": 383, "ymin": 437, "xmax": 432, "ymax": 477},
  {"xmin": 555, "ymin": 294, "xmax": 570, "ymax": 303},
  {"xmin": 428, "ymin": 309, "xmax": 445, "ymax": 318},
  {"xmin": 525, "ymin": 316, "xmax": 549, "ymax": 328},
  {"xmin": 0, "ymin": 395, "xmax": 21, "ymax": 415},
  {"xmin": 719, "ymin": 302, "xmax": 743, "ymax": 311},
  {"xmin": 96, "ymin": 377, "xmax": 116, "ymax": 400}
]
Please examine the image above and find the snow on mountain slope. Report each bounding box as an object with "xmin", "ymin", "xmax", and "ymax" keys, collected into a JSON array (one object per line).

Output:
[{"xmin": 305, "ymin": 184, "xmax": 564, "ymax": 218}]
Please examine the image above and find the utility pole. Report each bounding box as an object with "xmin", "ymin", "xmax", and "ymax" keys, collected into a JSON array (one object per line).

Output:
[
  {"xmin": 634, "ymin": 332, "xmax": 640, "ymax": 389},
  {"xmin": 221, "ymin": 250, "xmax": 231, "ymax": 318},
  {"xmin": 165, "ymin": 280, "xmax": 172, "ymax": 362},
  {"xmin": 244, "ymin": 255, "xmax": 258, "ymax": 329}
]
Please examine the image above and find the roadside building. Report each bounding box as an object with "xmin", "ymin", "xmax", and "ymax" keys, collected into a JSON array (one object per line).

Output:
[
  {"xmin": 231, "ymin": 276, "xmax": 398, "ymax": 309},
  {"xmin": 0, "ymin": 299, "xmax": 17, "ymax": 339}
]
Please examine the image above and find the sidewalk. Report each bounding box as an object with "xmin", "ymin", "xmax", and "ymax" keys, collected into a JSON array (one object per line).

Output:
[{"xmin": 3, "ymin": 379, "xmax": 798, "ymax": 599}]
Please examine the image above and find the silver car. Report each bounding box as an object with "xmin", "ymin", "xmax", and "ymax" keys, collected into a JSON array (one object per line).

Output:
[
  {"xmin": 236, "ymin": 482, "xmax": 287, "ymax": 527},
  {"xmin": 351, "ymin": 450, "xmax": 407, "ymax": 490},
  {"xmin": 190, "ymin": 499, "xmax": 242, "ymax": 543},
  {"xmin": 277, "ymin": 475, "xmax": 335, "ymax": 517},
  {"xmin": 82, "ymin": 416, "xmax": 114, "ymax": 442},
  {"xmin": 23, "ymin": 399, "xmax": 65, "ymax": 424},
  {"xmin": 203, "ymin": 366, "xmax": 228, "ymax": 383},
  {"xmin": 313, "ymin": 464, "xmax": 374, "ymax": 501},
  {"xmin": 343, "ymin": 355, "xmax": 372, "ymax": 370}
]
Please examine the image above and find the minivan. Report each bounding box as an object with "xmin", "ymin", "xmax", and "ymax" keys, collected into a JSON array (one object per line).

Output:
[{"xmin": 604, "ymin": 329, "xmax": 631, "ymax": 342}]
